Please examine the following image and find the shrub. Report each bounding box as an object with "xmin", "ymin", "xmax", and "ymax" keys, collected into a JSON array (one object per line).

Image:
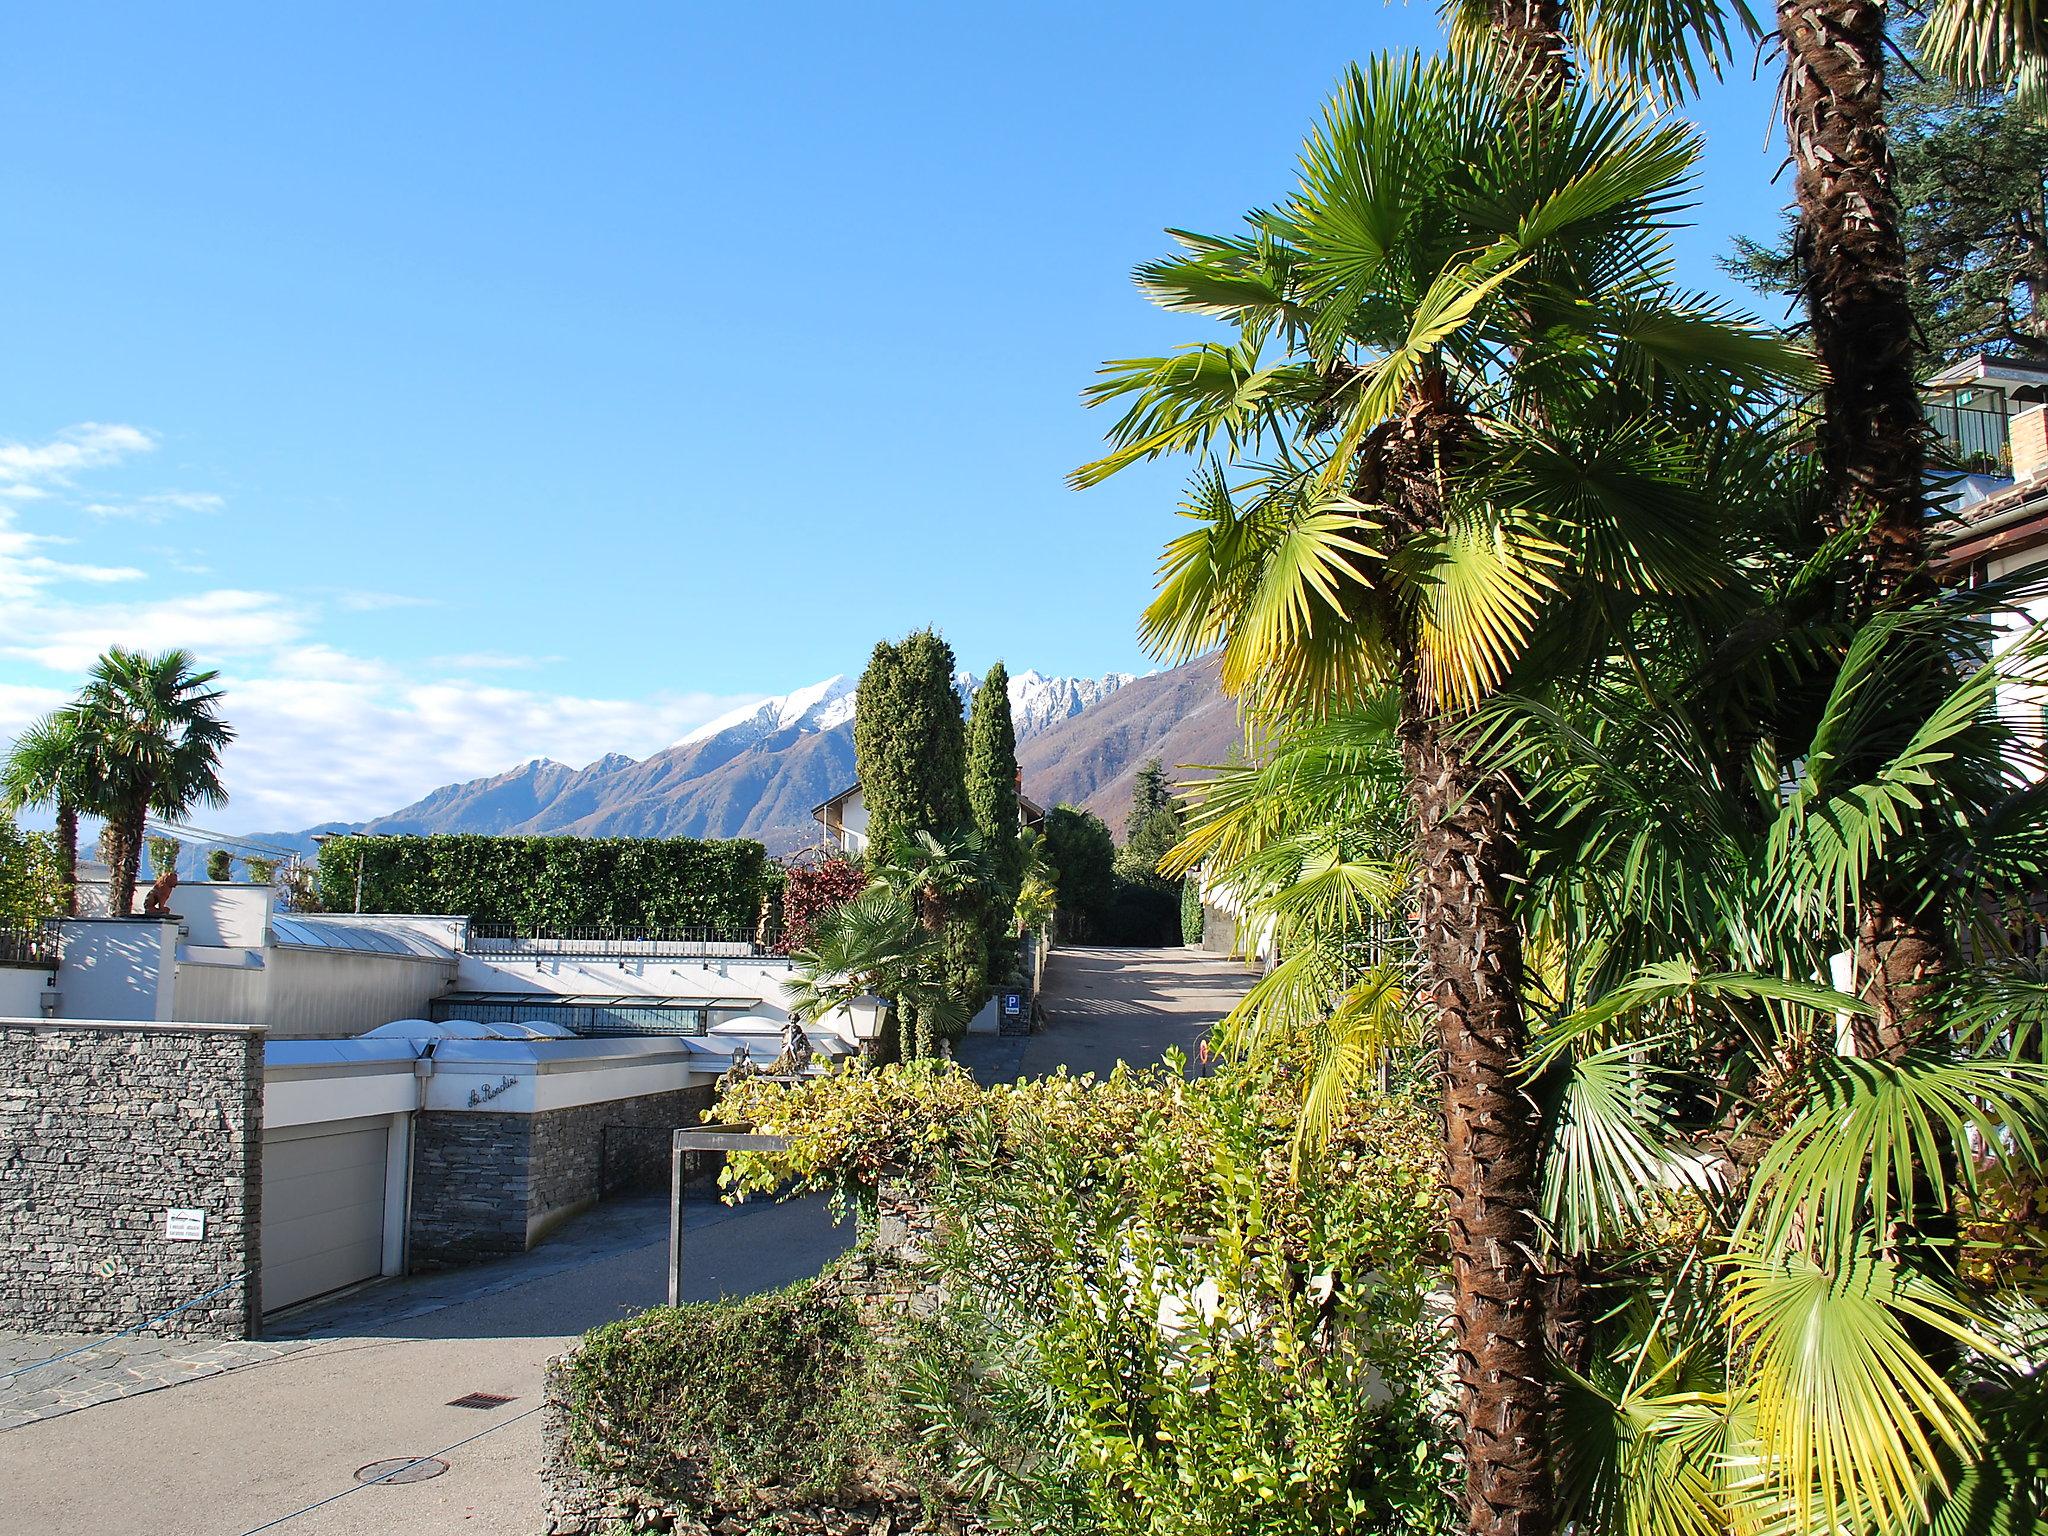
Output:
[
  {"xmin": 563, "ymin": 1274, "xmax": 901, "ymax": 1505},
  {"xmin": 781, "ymin": 853, "xmax": 870, "ymax": 952},
  {"xmin": 205, "ymin": 848, "xmax": 233, "ymax": 882},
  {"xmin": 311, "ymin": 833, "xmax": 768, "ymax": 931},
  {"xmin": 1180, "ymin": 875, "xmax": 1202, "ymax": 946},
  {"xmin": 147, "ymin": 835, "xmax": 180, "ymax": 880},
  {"xmin": 723, "ymin": 1058, "xmax": 1457, "ymax": 1535}
]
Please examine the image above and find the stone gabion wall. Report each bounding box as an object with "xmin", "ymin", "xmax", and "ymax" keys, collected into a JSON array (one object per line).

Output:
[
  {"xmin": 529, "ymin": 1084, "xmax": 717, "ymax": 1211},
  {"xmin": 409, "ymin": 1084, "xmax": 716, "ymax": 1270},
  {"xmin": 0, "ymin": 1019, "xmax": 263, "ymax": 1338},
  {"xmin": 408, "ymin": 1110, "xmax": 531, "ymax": 1269}
]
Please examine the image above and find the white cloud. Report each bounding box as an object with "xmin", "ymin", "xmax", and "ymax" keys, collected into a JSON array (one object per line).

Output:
[
  {"xmin": 334, "ymin": 589, "xmax": 437, "ymax": 613},
  {"xmin": 0, "ymin": 422, "xmax": 762, "ymax": 831},
  {"xmin": 212, "ymin": 666, "xmax": 760, "ymax": 828},
  {"xmin": 0, "ymin": 423, "xmax": 156, "ymax": 491},
  {"xmin": 425, "ymin": 650, "xmax": 558, "ymax": 672},
  {"xmin": 80, "ymin": 490, "xmax": 226, "ymax": 522},
  {"xmin": 0, "ymin": 507, "xmax": 149, "ymax": 602},
  {"xmin": 0, "ymin": 588, "xmax": 308, "ymax": 672}
]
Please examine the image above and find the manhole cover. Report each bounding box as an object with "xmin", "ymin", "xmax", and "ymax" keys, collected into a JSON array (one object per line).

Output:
[{"xmin": 354, "ymin": 1458, "xmax": 448, "ymax": 1486}]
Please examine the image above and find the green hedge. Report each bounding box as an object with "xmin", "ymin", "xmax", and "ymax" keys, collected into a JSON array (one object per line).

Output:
[
  {"xmin": 1180, "ymin": 874, "xmax": 1203, "ymax": 947},
  {"xmin": 563, "ymin": 1276, "xmax": 898, "ymax": 1505},
  {"xmin": 313, "ymin": 833, "xmax": 768, "ymax": 931}
]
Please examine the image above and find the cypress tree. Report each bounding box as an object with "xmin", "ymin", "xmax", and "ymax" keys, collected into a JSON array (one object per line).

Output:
[
  {"xmin": 966, "ymin": 662, "xmax": 1022, "ymax": 886},
  {"xmin": 852, "ymin": 629, "xmax": 969, "ymax": 866},
  {"xmin": 966, "ymin": 661, "xmax": 1024, "ymax": 986}
]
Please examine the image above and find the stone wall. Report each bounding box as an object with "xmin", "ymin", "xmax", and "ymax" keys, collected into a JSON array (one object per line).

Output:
[
  {"xmin": 0, "ymin": 1019, "xmax": 263, "ymax": 1338},
  {"xmin": 409, "ymin": 1084, "xmax": 714, "ymax": 1269}
]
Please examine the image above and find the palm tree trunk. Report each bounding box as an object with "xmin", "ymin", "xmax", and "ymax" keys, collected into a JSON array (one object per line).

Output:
[
  {"xmin": 1487, "ymin": 0, "xmax": 1571, "ymax": 93},
  {"xmin": 1401, "ymin": 688, "xmax": 1551, "ymax": 1536},
  {"xmin": 1780, "ymin": 0, "xmax": 1951, "ymax": 1059},
  {"xmin": 104, "ymin": 817, "xmax": 133, "ymax": 916},
  {"xmin": 54, "ymin": 798, "xmax": 78, "ymax": 917},
  {"xmin": 109, "ymin": 803, "xmax": 149, "ymax": 916},
  {"xmin": 1373, "ymin": 381, "xmax": 1552, "ymax": 1536},
  {"xmin": 1779, "ymin": 0, "xmax": 1927, "ymax": 609}
]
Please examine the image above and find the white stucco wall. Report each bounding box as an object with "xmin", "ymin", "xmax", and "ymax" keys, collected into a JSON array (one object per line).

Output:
[
  {"xmin": 0, "ymin": 965, "xmax": 54, "ymax": 1018},
  {"xmin": 1987, "ymin": 545, "xmax": 2047, "ymax": 783},
  {"xmin": 176, "ymin": 884, "xmax": 276, "ymax": 947},
  {"xmin": 55, "ymin": 919, "xmax": 177, "ymax": 1021}
]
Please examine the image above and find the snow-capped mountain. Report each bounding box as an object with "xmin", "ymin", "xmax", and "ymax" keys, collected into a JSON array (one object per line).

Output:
[
  {"xmin": 674, "ymin": 674, "xmax": 858, "ymax": 749},
  {"xmin": 679, "ymin": 668, "xmax": 1133, "ymax": 755},
  {"xmin": 308, "ymin": 665, "xmax": 1161, "ymax": 855},
  {"xmin": 993, "ymin": 668, "xmax": 1138, "ymax": 739}
]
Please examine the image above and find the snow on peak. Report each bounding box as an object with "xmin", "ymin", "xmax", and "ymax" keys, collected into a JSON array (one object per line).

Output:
[
  {"xmin": 956, "ymin": 668, "xmax": 1139, "ymax": 740},
  {"xmin": 674, "ymin": 667, "xmax": 1135, "ymax": 753},
  {"xmin": 675, "ymin": 675, "xmax": 857, "ymax": 748}
]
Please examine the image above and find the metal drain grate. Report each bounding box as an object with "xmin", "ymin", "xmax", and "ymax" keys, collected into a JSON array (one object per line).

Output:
[
  {"xmin": 355, "ymin": 1457, "xmax": 448, "ymax": 1485},
  {"xmin": 447, "ymin": 1391, "xmax": 517, "ymax": 1410}
]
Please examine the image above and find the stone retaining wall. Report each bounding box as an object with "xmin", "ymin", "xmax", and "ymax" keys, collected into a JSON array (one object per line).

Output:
[
  {"xmin": 0, "ymin": 1019, "xmax": 263, "ymax": 1338},
  {"xmin": 410, "ymin": 1084, "xmax": 714, "ymax": 1269}
]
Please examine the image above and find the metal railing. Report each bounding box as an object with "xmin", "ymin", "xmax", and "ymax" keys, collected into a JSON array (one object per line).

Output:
[
  {"xmin": 462, "ymin": 922, "xmax": 784, "ymax": 960},
  {"xmin": 1926, "ymin": 400, "xmax": 2011, "ymax": 474},
  {"xmin": 429, "ymin": 996, "xmax": 712, "ymax": 1037},
  {"xmin": 0, "ymin": 922, "xmax": 59, "ymax": 968}
]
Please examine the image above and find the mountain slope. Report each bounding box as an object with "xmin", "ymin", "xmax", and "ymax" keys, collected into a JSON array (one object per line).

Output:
[
  {"xmin": 334, "ymin": 666, "xmax": 1166, "ymax": 856},
  {"xmin": 1017, "ymin": 654, "xmax": 1235, "ymax": 835}
]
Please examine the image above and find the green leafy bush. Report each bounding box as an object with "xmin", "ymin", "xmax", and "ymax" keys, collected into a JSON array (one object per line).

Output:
[
  {"xmin": 312, "ymin": 833, "xmax": 768, "ymax": 931},
  {"xmin": 714, "ymin": 1057, "xmax": 1457, "ymax": 1535},
  {"xmin": 1180, "ymin": 875, "xmax": 1202, "ymax": 946},
  {"xmin": 563, "ymin": 1275, "xmax": 901, "ymax": 1505}
]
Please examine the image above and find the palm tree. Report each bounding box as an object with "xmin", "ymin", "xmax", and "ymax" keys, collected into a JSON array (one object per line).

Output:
[
  {"xmin": 1923, "ymin": 0, "xmax": 2048, "ymax": 116},
  {"xmin": 1477, "ymin": 585, "xmax": 2048, "ymax": 1534},
  {"xmin": 0, "ymin": 708, "xmax": 103, "ymax": 917},
  {"xmin": 1077, "ymin": 58, "xmax": 1804, "ymax": 1536},
  {"xmin": 77, "ymin": 648, "xmax": 233, "ymax": 916},
  {"xmin": 784, "ymin": 885, "xmax": 969, "ymax": 1062}
]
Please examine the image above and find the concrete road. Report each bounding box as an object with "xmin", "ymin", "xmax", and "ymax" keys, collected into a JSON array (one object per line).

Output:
[
  {"xmin": 0, "ymin": 1193, "xmax": 851, "ymax": 1536},
  {"xmin": 961, "ymin": 943, "xmax": 1256, "ymax": 1082}
]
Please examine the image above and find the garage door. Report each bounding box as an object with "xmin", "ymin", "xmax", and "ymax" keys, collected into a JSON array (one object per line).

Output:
[{"xmin": 261, "ymin": 1121, "xmax": 389, "ymax": 1311}]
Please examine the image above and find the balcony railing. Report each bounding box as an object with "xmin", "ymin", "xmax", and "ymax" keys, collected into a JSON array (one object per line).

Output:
[
  {"xmin": 462, "ymin": 923, "xmax": 784, "ymax": 960},
  {"xmin": 1926, "ymin": 399, "xmax": 2011, "ymax": 475},
  {"xmin": 0, "ymin": 922, "xmax": 60, "ymax": 968}
]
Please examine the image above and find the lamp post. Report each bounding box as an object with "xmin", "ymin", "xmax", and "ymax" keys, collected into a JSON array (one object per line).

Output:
[{"xmin": 846, "ymin": 993, "xmax": 887, "ymax": 1066}]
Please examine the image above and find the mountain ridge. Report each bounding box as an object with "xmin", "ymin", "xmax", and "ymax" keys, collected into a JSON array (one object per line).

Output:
[{"xmin": 272, "ymin": 660, "xmax": 1226, "ymax": 856}]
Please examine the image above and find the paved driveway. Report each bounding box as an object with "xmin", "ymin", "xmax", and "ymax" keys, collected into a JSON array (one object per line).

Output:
[
  {"xmin": 0, "ymin": 1192, "xmax": 850, "ymax": 1536},
  {"xmin": 960, "ymin": 943, "xmax": 1255, "ymax": 1082}
]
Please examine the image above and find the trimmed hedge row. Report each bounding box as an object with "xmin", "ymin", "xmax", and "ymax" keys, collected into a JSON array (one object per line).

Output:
[{"xmin": 312, "ymin": 833, "xmax": 769, "ymax": 931}]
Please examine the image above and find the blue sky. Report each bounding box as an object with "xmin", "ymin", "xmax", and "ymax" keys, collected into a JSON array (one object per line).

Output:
[{"xmin": 0, "ymin": 2, "xmax": 1790, "ymax": 829}]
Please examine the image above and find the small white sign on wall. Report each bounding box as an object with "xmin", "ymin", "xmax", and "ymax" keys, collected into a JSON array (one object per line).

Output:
[{"xmin": 164, "ymin": 1208, "xmax": 207, "ymax": 1242}]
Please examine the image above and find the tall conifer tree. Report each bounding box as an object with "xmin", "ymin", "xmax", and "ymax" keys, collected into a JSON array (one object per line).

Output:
[
  {"xmin": 965, "ymin": 662, "xmax": 1022, "ymax": 890},
  {"xmin": 852, "ymin": 629, "xmax": 969, "ymax": 868}
]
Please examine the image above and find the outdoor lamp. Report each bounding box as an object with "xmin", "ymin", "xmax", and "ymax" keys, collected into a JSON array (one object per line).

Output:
[{"xmin": 846, "ymin": 993, "xmax": 887, "ymax": 1042}]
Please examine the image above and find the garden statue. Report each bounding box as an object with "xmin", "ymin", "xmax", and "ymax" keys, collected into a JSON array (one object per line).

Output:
[{"xmin": 141, "ymin": 866, "xmax": 179, "ymax": 918}]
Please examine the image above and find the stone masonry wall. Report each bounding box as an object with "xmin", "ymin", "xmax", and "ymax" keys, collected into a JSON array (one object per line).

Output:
[
  {"xmin": 0, "ymin": 1019, "xmax": 263, "ymax": 1338},
  {"xmin": 528, "ymin": 1084, "xmax": 716, "ymax": 1215},
  {"xmin": 408, "ymin": 1110, "xmax": 530, "ymax": 1269},
  {"xmin": 409, "ymin": 1084, "xmax": 715, "ymax": 1270}
]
